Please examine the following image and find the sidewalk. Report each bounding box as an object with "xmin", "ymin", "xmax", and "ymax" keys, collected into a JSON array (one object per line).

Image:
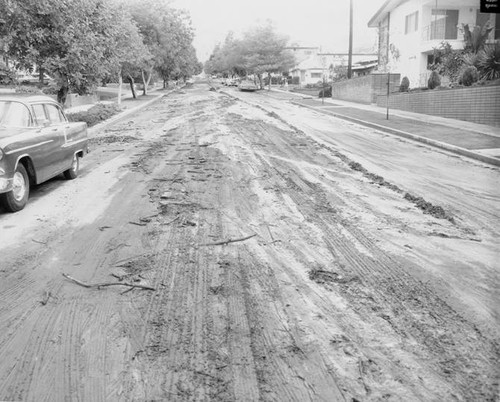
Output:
[
  {"xmin": 276, "ymin": 89, "xmax": 500, "ymax": 167},
  {"xmin": 66, "ymin": 86, "xmax": 179, "ymax": 137}
]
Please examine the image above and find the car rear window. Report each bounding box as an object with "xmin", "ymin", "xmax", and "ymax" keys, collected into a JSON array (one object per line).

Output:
[{"xmin": 0, "ymin": 101, "xmax": 32, "ymax": 127}]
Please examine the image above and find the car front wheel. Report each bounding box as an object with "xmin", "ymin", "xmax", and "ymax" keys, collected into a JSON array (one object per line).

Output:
[
  {"xmin": 64, "ymin": 154, "xmax": 79, "ymax": 180},
  {"xmin": 0, "ymin": 163, "xmax": 30, "ymax": 212}
]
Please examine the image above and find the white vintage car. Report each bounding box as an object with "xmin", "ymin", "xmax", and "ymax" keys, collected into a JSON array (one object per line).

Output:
[{"xmin": 0, "ymin": 95, "xmax": 88, "ymax": 212}]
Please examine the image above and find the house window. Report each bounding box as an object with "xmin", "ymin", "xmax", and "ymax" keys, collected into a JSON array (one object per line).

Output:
[
  {"xmin": 476, "ymin": 10, "xmax": 490, "ymax": 29},
  {"xmin": 431, "ymin": 9, "xmax": 459, "ymax": 40},
  {"xmin": 310, "ymin": 72, "xmax": 322, "ymax": 79},
  {"xmin": 405, "ymin": 11, "xmax": 419, "ymax": 34}
]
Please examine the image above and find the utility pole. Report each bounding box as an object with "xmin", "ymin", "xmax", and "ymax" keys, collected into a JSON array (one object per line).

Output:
[{"xmin": 347, "ymin": 0, "xmax": 353, "ymax": 79}]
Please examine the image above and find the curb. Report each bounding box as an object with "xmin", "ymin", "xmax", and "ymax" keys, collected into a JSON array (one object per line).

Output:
[
  {"xmin": 87, "ymin": 92, "xmax": 167, "ymax": 137},
  {"xmin": 291, "ymin": 100, "xmax": 500, "ymax": 167}
]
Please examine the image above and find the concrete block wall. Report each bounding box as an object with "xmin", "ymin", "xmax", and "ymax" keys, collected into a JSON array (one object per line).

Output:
[
  {"xmin": 331, "ymin": 73, "xmax": 401, "ymax": 104},
  {"xmin": 331, "ymin": 75, "xmax": 372, "ymax": 104},
  {"xmin": 370, "ymin": 73, "xmax": 401, "ymax": 103},
  {"xmin": 377, "ymin": 85, "xmax": 500, "ymax": 126}
]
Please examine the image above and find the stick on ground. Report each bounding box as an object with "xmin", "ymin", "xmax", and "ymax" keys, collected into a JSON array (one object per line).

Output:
[
  {"xmin": 62, "ymin": 273, "xmax": 155, "ymax": 291},
  {"xmin": 200, "ymin": 233, "xmax": 257, "ymax": 246}
]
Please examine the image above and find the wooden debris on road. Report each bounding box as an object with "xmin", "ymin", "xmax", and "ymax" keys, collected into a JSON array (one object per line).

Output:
[
  {"xmin": 62, "ymin": 273, "xmax": 156, "ymax": 291},
  {"xmin": 128, "ymin": 221, "xmax": 147, "ymax": 226},
  {"xmin": 200, "ymin": 233, "xmax": 257, "ymax": 246}
]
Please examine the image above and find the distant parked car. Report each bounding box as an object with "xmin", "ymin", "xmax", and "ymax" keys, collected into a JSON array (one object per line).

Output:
[
  {"xmin": 0, "ymin": 95, "xmax": 89, "ymax": 212},
  {"xmin": 238, "ymin": 80, "xmax": 259, "ymax": 92}
]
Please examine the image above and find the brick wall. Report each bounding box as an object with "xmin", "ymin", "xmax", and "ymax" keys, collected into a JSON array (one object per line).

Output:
[
  {"xmin": 331, "ymin": 73, "xmax": 400, "ymax": 104},
  {"xmin": 377, "ymin": 85, "xmax": 500, "ymax": 126}
]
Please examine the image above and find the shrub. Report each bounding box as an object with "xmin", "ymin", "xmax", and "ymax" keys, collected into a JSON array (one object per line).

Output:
[
  {"xmin": 429, "ymin": 42, "xmax": 464, "ymax": 83},
  {"xmin": 42, "ymin": 83, "xmax": 60, "ymax": 95},
  {"xmin": 428, "ymin": 71, "xmax": 441, "ymax": 89},
  {"xmin": 0, "ymin": 62, "xmax": 16, "ymax": 85},
  {"xmin": 459, "ymin": 66, "xmax": 479, "ymax": 86},
  {"xmin": 479, "ymin": 43, "xmax": 500, "ymax": 81},
  {"xmin": 399, "ymin": 76, "xmax": 410, "ymax": 92},
  {"xmin": 15, "ymin": 85, "xmax": 42, "ymax": 94},
  {"xmin": 66, "ymin": 103, "xmax": 121, "ymax": 127},
  {"xmin": 318, "ymin": 86, "xmax": 332, "ymax": 98}
]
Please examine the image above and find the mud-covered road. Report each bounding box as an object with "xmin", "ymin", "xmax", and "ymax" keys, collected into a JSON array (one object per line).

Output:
[{"xmin": 0, "ymin": 83, "xmax": 499, "ymax": 401}]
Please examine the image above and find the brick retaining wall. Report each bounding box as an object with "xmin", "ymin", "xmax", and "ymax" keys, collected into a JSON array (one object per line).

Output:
[{"xmin": 377, "ymin": 85, "xmax": 500, "ymax": 127}]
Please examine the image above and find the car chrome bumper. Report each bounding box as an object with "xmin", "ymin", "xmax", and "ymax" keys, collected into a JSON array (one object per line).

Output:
[{"xmin": 0, "ymin": 177, "xmax": 13, "ymax": 193}]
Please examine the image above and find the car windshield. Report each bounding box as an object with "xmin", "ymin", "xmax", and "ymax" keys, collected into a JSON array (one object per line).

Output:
[{"xmin": 0, "ymin": 101, "xmax": 32, "ymax": 128}]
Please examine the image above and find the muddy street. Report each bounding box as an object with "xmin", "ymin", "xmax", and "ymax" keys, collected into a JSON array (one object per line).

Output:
[{"xmin": 0, "ymin": 83, "xmax": 498, "ymax": 401}]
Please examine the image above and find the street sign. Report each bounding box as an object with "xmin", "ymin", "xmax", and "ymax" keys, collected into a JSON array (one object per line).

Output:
[{"xmin": 481, "ymin": 0, "xmax": 499, "ymax": 13}]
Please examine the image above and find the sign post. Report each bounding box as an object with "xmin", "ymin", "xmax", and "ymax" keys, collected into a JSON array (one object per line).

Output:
[{"xmin": 386, "ymin": 72, "xmax": 390, "ymax": 120}]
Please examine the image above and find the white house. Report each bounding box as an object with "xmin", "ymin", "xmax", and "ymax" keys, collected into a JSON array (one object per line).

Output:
[
  {"xmin": 368, "ymin": 0, "xmax": 500, "ymax": 87},
  {"xmin": 289, "ymin": 53, "xmax": 378, "ymax": 86}
]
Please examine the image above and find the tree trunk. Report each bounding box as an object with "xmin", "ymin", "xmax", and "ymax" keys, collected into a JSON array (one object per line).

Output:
[
  {"xmin": 57, "ymin": 77, "xmax": 69, "ymax": 106},
  {"xmin": 163, "ymin": 79, "xmax": 167, "ymax": 89},
  {"xmin": 257, "ymin": 73, "xmax": 263, "ymax": 89},
  {"xmin": 117, "ymin": 70, "xmax": 123, "ymax": 106},
  {"xmin": 268, "ymin": 72, "xmax": 271, "ymax": 91},
  {"xmin": 128, "ymin": 75, "xmax": 137, "ymax": 99},
  {"xmin": 141, "ymin": 68, "xmax": 153, "ymax": 96},
  {"xmin": 38, "ymin": 64, "xmax": 45, "ymax": 87},
  {"xmin": 141, "ymin": 70, "xmax": 147, "ymax": 96}
]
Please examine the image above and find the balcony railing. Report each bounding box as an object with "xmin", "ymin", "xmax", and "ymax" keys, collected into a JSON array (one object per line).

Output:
[{"xmin": 421, "ymin": 22, "xmax": 459, "ymax": 41}]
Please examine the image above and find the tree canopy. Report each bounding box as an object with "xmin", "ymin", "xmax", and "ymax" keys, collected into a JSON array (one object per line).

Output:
[
  {"xmin": 0, "ymin": 0, "xmax": 200, "ymax": 103},
  {"xmin": 204, "ymin": 23, "xmax": 295, "ymax": 88}
]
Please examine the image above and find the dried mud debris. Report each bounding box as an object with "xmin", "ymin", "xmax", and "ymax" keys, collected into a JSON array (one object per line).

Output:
[
  {"xmin": 90, "ymin": 134, "xmax": 140, "ymax": 145},
  {"xmin": 404, "ymin": 192, "xmax": 455, "ymax": 222}
]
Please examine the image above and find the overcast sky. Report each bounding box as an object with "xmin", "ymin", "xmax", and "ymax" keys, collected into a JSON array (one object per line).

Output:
[{"xmin": 170, "ymin": 0, "xmax": 386, "ymax": 62}]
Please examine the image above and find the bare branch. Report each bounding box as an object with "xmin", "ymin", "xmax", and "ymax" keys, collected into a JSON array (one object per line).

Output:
[
  {"xmin": 200, "ymin": 233, "xmax": 257, "ymax": 246},
  {"xmin": 62, "ymin": 273, "xmax": 155, "ymax": 291}
]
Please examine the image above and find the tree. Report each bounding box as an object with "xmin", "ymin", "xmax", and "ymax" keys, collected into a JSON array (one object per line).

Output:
[
  {"xmin": 0, "ymin": 0, "xmax": 139, "ymax": 104},
  {"xmin": 205, "ymin": 23, "xmax": 295, "ymax": 89},
  {"xmin": 204, "ymin": 34, "xmax": 246, "ymax": 78},
  {"xmin": 109, "ymin": 7, "xmax": 152, "ymax": 101},
  {"xmin": 240, "ymin": 23, "xmax": 295, "ymax": 89},
  {"xmin": 463, "ymin": 21, "xmax": 494, "ymax": 54},
  {"xmin": 127, "ymin": 0, "xmax": 199, "ymax": 91}
]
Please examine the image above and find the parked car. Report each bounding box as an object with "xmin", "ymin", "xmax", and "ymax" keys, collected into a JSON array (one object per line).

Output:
[
  {"xmin": 238, "ymin": 80, "xmax": 259, "ymax": 92},
  {"xmin": 0, "ymin": 95, "xmax": 89, "ymax": 212}
]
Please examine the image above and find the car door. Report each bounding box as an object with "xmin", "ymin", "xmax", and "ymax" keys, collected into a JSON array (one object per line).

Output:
[
  {"xmin": 56, "ymin": 106, "xmax": 87, "ymax": 167},
  {"xmin": 30, "ymin": 103, "xmax": 66, "ymax": 182},
  {"xmin": 44, "ymin": 103, "xmax": 71, "ymax": 174}
]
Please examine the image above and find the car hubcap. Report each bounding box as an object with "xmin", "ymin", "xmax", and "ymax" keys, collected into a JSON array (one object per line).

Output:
[{"xmin": 12, "ymin": 171, "xmax": 26, "ymax": 201}]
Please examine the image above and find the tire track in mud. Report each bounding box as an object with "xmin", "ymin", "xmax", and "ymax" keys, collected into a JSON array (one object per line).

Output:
[
  {"xmin": 260, "ymin": 137, "xmax": 498, "ymax": 399},
  {"xmin": 221, "ymin": 100, "xmax": 499, "ymax": 400},
  {"xmin": 121, "ymin": 110, "xmax": 257, "ymax": 400},
  {"xmin": 0, "ymin": 97, "xmax": 189, "ymax": 401}
]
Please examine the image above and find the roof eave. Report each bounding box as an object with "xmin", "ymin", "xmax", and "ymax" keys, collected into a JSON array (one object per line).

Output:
[{"xmin": 367, "ymin": 0, "xmax": 406, "ymax": 27}]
